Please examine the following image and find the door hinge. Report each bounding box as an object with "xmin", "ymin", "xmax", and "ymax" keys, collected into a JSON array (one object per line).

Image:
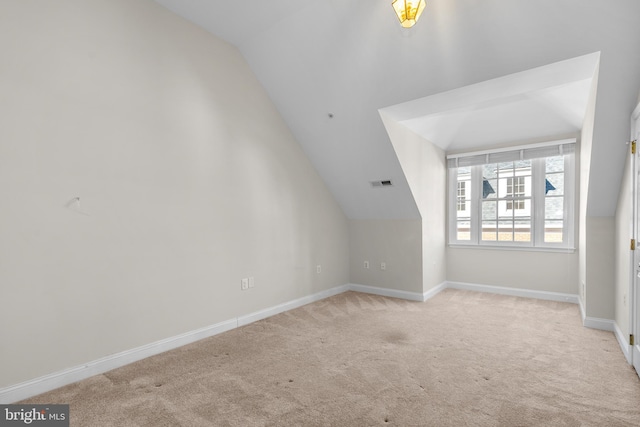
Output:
[
  {"xmin": 631, "ymin": 334, "xmax": 635, "ymax": 346},
  {"xmin": 632, "ymin": 140, "xmax": 637, "ymax": 154},
  {"xmin": 631, "ymin": 239, "xmax": 636, "ymax": 251}
]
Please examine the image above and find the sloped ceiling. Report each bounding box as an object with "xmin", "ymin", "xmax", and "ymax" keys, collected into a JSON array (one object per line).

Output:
[
  {"xmin": 154, "ymin": 0, "xmax": 640, "ymax": 219},
  {"xmin": 380, "ymin": 53, "xmax": 599, "ymax": 153}
]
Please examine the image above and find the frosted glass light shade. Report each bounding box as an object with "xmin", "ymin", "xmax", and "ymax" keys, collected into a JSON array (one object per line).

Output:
[{"xmin": 392, "ymin": 0, "xmax": 426, "ymax": 28}]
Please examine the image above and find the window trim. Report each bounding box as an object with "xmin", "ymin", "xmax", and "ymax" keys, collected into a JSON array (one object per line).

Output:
[{"xmin": 447, "ymin": 139, "xmax": 576, "ymax": 250}]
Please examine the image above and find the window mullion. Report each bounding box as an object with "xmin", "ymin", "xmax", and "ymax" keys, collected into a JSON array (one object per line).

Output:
[
  {"xmin": 532, "ymin": 158, "xmax": 546, "ymax": 246},
  {"xmin": 564, "ymin": 153, "xmax": 575, "ymax": 248},
  {"xmin": 471, "ymin": 166, "xmax": 482, "ymax": 244},
  {"xmin": 448, "ymin": 168, "xmax": 458, "ymax": 244}
]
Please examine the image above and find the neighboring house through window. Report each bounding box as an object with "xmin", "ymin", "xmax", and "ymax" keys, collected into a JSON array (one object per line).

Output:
[
  {"xmin": 457, "ymin": 181, "xmax": 467, "ymax": 211},
  {"xmin": 506, "ymin": 176, "xmax": 526, "ymax": 210}
]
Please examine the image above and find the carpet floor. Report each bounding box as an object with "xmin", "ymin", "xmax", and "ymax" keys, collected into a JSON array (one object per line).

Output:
[{"xmin": 23, "ymin": 289, "xmax": 640, "ymax": 426}]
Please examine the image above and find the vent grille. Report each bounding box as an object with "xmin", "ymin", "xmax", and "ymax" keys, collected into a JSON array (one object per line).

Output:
[{"xmin": 370, "ymin": 180, "xmax": 393, "ymax": 188}]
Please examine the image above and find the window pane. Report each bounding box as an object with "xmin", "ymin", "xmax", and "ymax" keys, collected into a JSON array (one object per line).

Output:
[
  {"xmin": 522, "ymin": 176, "xmax": 532, "ymax": 196},
  {"xmin": 457, "ymin": 221, "xmax": 471, "ymax": 241},
  {"xmin": 498, "ymin": 162, "xmax": 514, "ymax": 174},
  {"xmin": 456, "ymin": 169, "xmax": 471, "ymax": 218},
  {"xmin": 482, "ymin": 201, "xmax": 497, "ymax": 220},
  {"xmin": 498, "ymin": 200, "xmax": 514, "ymax": 217},
  {"xmin": 483, "ymin": 164, "xmax": 497, "ymax": 179},
  {"xmin": 457, "ymin": 210, "xmax": 469, "ymax": 220},
  {"xmin": 512, "ymin": 199, "xmax": 531, "ymax": 216},
  {"xmin": 498, "ymin": 177, "xmax": 510, "ymax": 199},
  {"xmin": 456, "ymin": 180, "xmax": 468, "ymax": 215},
  {"xmin": 546, "ymin": 156, "xmax": 564, "ymax": 173},
  {"xmin": 515, "ymin": 220, "xmax": 531, "ymax": 242},
  {"xmin": 498, "ymin": 221, "xmax": 513, "ymax": 241},
  {"xmin": 545, "ymin": 173, "xmax": 564, "ymax": 196},
  {"xmin": 482, "ymin": 221, "xmax": 497, "ymax": 241},
  {"xmin": 483, "ymin": 178, "xmax": 497, "ymax": 199},
  {"xmin": 545, "ymin": 220, "xmax": 564, "ymax": 243},
  {"xmin": 545, "ymin": 197, "xmax": 563, "ymax": 220}
]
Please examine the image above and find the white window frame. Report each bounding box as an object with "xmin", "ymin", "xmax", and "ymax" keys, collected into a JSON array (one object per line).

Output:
[{"xmin": 447, "ymin": 139, "xmax": 576, "ymax": 250}]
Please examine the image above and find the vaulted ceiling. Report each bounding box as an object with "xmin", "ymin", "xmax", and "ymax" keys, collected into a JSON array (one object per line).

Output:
[{"xmin": 154, "ymin": 0, "xmax": 640, "ymax": 219}]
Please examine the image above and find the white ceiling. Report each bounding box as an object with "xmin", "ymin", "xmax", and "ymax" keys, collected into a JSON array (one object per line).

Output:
[
  {"xmin": 380, "ymin": 53, "xmax": 598, "ymax": 153},
  {"xmin": 154, "ymin": 0, "xmax": 640, "ymax": 219}
]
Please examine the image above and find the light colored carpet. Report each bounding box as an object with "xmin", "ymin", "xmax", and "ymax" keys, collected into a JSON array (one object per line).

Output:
[{"xmin": 23, "ymin": 289, "xmax": 640, "ymax": 426}]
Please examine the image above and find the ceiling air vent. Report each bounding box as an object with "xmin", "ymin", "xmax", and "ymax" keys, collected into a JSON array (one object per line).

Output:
[{"xmin": 370, "ymin": 180, "xmax": 393, "ymax": 188}]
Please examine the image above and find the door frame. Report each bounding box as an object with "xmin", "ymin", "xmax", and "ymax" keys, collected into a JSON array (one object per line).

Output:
[{"xmin": 631, "ymin": 101, "xmax": 640, "ymax": 374}]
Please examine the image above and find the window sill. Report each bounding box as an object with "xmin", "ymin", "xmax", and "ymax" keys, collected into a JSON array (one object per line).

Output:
[{"xmin": 448, "ymin": 244, "xmax": 576, "ymax": 254}]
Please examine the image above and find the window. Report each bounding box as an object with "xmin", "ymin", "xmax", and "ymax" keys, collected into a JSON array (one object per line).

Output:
[
  {"xmin": 447, "ymin": 139, "xmax": 575, "ymax": 249},
  {"xmin": 457, "ymin": 181, "xmax": 467, "ymax": 211}
]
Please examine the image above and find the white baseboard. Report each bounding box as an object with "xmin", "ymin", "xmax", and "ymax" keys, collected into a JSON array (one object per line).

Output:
[
  {"xmin": 0, "ymin": 284, "xmax": 351, "ymax": 404},
  {"xmin": 0, "ymin": 280, "xmax": 618, "ymax": 404},
  {"xmin": 446, "ymin": 281, "xmax": 580, "ymax": 304},
  {"xmin": 614, "ymin": 322, "xmax": 632, "ymax": 364},
  {"xmin": 0, "ymin": 318, "xmax": 238, "ymax": 404},
  {"xmin": 347, "ymin": 283, "xmax": 425, "ymax": 302},
  {"xmin": 583, "ymin": 316, "xmax": 615, "ymax": 332},
  {"xmin": 577, "ymin": 296, "xmax": 616, "ymax": 332},
  {"xmin": 446, "ymin": 281, "xmax": 619, "ymax": 333},
  {"xmin": 423, "ymin": 281, "xmax": 448, "ymax": 301},
  {"xmin": 238, "ymin": 284, "xmax": 349, "ymax": 327}
]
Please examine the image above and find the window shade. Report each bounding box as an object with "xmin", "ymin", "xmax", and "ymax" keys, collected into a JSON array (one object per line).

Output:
[{"xmin": 447, "ymin": 141, "xmax": 576, "ymax": 169}]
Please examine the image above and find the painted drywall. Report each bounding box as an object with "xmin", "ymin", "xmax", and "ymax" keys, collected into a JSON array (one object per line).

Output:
[
  {"xmin": 348, "ymin": 219, "xmax": 423, "ymax": 293},
  {"xmin": 578, "ymin": 59, "xmax": 616, "ymax": 321},
  {"xmin": 381, "ymin": 114, "xmax": 447, "ymax": 293},
  {"xmin": 579, "ymin": 63, "xmax": 600, "ymax": 307},
  {"xmin": 443, "ymin": 139, "xmax": 581, "ymax": 295},
  {"xmin": 584, "ymin": 217, "xmax": 616, "ymax": 320},
  {"xmin": 0, "ymin": 0, "xmax": 349, "ymax": 389},
  {"xmin": 446, "ymin": 249, "xmax": 578, "ymax": 295},
  {"xmin": 382, "ymin": 110, "xmax": 579, "ymax": 296},
  {"xmin": 614, "ymin": 150, "xmax": 632, "ymax": 338}
]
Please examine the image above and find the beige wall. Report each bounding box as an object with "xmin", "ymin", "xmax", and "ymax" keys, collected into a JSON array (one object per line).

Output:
[
  {"xmin": 382, "ymin": 112, "xmax": 580, "ymax": 296},
  {"xmin": 584, "ymin": 217, "xmax": 615, "ymax": 319},
  {"xmin": 381, "ymin": 114, "xmax": 447, "ymax": 293},
  {"xmin": 0, "ymin": 0, "xmax": 349, "ymax": 388},
  {"xmin": 446, "ymin": 249, "xmax": 578, "ymax": 294},
  {"xmin": 579, "ymin": 57, "xmax": 616, "ymax": 321},
  {"xmin": 579, "ymin": 63, "xmax": 599, "ymax": 307},
  {"xmin": 348, "ymin": 220, "xmax": 423, "ymax": 293},
  {"xmin": 445, "ymin": 137, "xmax": 581, "ymax": 296},
  {"xmin": 614, "ymin": 151, "xmax": 632, "ymax": 337}
]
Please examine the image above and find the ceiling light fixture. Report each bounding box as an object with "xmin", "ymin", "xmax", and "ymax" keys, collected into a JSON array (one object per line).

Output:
[{"xmin": 392, "ymin": 0, "xmax": 426, "ymax": 28}]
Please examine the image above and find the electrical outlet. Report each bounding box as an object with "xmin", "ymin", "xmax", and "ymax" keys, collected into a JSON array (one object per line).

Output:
[
  {"xmin": 317, "ymin": 265, "xmax": 322, "ymax": 274},
  {"xmin": 380, "ymin": 262, "xmax": 386, "ymax": 271},
  {"xmin": 364, "ymin": 261, "xmax": 369, "ymax": 269},
  {"xmin": 623, "ymin": 293, "xmax": 627, "ymax": 305},
  {"xmin": 241, "ymin": 278, "xmax": 249, "ymax": 290},
  {"xmin": 249, "ymin": 276, "xmax": 255, "ymax": 288}
]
